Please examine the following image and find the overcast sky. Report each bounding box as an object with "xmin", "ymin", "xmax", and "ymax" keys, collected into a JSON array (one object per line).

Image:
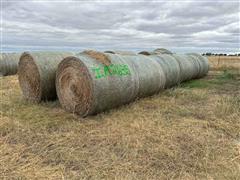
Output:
[{"xmin": 1, "ymin": 0, "xmax": 240, "ymax": 53}]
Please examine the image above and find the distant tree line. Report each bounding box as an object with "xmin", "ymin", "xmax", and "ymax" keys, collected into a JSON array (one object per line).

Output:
[{"xmin": 202, "ymin": 53, "xmax": 240, "ymax": 56}]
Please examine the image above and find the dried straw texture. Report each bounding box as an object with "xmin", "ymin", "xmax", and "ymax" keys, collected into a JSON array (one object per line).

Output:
[
  {"xmin": 0, "ymin": 53, "xmax": 20, "ymax": 76},
  {"xmin": 56, "ymin": 52, "xmax": 166, "ymax": 117},
  {"xmin": 18, "ymin": 52, "xmax": 74, "ymax": 103},
  {"xmin": 104, "ymin": 50, "xmax": 136, "ymax": 55},
  {"xmin": 208, "ymin": 56, "xmax": 240, "ymax": 70},
  {"xmin": 153, "ymin": 48, "xmax": 173, "ymax": 54},
  {"xmin": 56, "ymin": 51, "xmax": 209, "ymax": 117},
  {"xmin": 138, "ymin": 51, "xmax": 154, "ymax": 55},
  {"xmin": 81, "ymin": 50, "xmax": 111, "ymax": 65},
  {"xmin": 139, "ymin": 48, "xmax": 172, "ymax": 55}
]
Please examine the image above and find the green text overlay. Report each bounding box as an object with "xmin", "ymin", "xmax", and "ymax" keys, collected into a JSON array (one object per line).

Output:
[{"xmin": 91, "ymin": 64, "xmax": 131, "ymax": 79}]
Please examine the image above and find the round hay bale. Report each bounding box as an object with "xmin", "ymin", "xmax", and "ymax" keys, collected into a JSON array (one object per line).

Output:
[
  {"xmin": 0, "ymin": 53, "xmax": 20, "ymax": 76},
  {"xmin": 172, "ymin": 54, "xmax": 198, "ymax": 82},
  {"xmin": 56, "ymin": 53, "xmax": 166, "ymax": 117},
  {"xmin": 104, "ymin": 50, "xmax": 136, "ymax": 55},
  {"xmin": 187, "ymin": 53, "xmax": 209, "ymax": 77},
  {"xmin": 172, "ymin": 53, "xmax": 209, "ymax": 82},
  {"xmin": 139, "ymin": 49, "xmax": 172, "ymax": 56},
  {"xmin": 153, "ymin": 54, "xmax": 181, "ymax": 88},
  {"xmin": 81, "ymin": 50, "xmax": 111, "ymax": 66},
  {"xmin": 138, "ymin": 51, "xmax": 153, "ymax": 55},
  {"xmin": 153, "ymin": 48, "xmax": 173, "ymax": 55},
  {"xmin": 18, "ymin": 51, "xmax": 74, "ymax": 103}
]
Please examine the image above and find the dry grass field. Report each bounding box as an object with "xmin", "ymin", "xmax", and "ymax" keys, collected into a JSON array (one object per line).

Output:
[
  {"xmin": 208, "ymin": 56, "xmax": 240, "ymax": 70},
  {"xmin": 0, "ymin": 69, "xmax": 240, "ymax": 179}
]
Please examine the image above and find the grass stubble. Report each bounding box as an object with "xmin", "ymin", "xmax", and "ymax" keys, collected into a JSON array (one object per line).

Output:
[
  {"xmin": 0, "ymin": 69, "xmax": 239, "ymax": 179},
  {"xmin": 208, "ymin": 56, "xmax": 240, "ymax": 70}
]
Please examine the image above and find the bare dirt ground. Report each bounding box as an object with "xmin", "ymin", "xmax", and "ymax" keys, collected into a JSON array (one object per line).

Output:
[{"xmin": 0, "ymin": 69, "xmax": 239, "ymax": 179}]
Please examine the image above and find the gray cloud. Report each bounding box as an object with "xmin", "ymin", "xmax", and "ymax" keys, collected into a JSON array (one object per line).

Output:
[{"xmin": 2, "ymin": 0, "xmax": 240, "ymax": 53}]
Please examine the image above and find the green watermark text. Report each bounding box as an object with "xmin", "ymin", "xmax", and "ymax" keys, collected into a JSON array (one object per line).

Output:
[{"xmin": 91, "ymin": 64, "xmax": 131, "ymax": 79}]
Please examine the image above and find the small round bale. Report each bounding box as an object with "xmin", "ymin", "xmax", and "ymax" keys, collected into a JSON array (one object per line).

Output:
[
  {"xmin": 0, "ymin": 53, "xmax": 21, "ymax": 76},
  {"xmin": 18, "ymin": 51, "xmax": 74, "ymax": 102}
]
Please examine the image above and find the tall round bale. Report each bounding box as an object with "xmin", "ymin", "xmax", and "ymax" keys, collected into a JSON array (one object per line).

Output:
[
  {"xmin": 0, "ymin": 53, "xmax": 20, "ymax": 76},
  {"xmin": 56, "ymin": 51, "xmax": 166, "ymax": 117},
  {"xmin": 18, "ymin": 51, "xmax": 74, "ymax": 102}
]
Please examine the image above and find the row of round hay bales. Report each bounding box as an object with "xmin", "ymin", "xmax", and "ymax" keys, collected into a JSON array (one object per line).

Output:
[
  {"xmin": 139, "ymin": 49, "xmax": 209, "ymax": 84},
  {"xmin": 55, "ymin": 50, "xmax": 209, "ymax": 117},
  {"xmin": 18, "ymin": 52, "xmax": 74, "ymax": 102},
  {"xmin": 17, "ymin": 50, "xmax": 138, "ymax": 103},
  {"xmin": 56, "ymin": 51, "xmax": 166, "ymax": 117},
  {"xmin": 17, "ymin": 49, "xmax": 209, "ymax": 117},
  {"xmin": 0, "ymin": 53, "xmax": 21, "ymax": 76}
]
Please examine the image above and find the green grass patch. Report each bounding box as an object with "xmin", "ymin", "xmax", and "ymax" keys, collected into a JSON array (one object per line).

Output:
[
  {"xmin": 182, "ymin": 70, "xmax": 239, "ymax": 89},
  {"xmin": 210, "ymin": 70, "xmax": 238, "ymax": 85},
  {"xmin": 217, "ymin": 70, "xmax": 236, "ymax": 80},
  {"xmin": 181, "ymin": 79, "xmax": 210, "ymax": 89}
]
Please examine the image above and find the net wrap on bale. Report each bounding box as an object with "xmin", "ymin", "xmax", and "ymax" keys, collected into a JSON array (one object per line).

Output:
[
  {"xmin": 18, "ymin": 51, "xmax": 74, "ymax": 102},
  {"xmin": 56, "ymin": 52, "xmax": 167, "ymax": 117},
  {"xmin": 153, "ymin": 54, "xmax": 181, "ymax": 88},
  {"xmin": 187, "ymin": 53, "xmax": 209, "ymax": 78},
  {"xmin": 56, "ymin": 51, "xmax": 209, "ymax": 117},
  {"xmin": 139, "ymin": 50, "xmax": 209, "ymax": 82},
  {"xmin": 0, "ymin": 53, "xmax": 20, "ymax": 76},
  {"xmin": 172, "ymin": 53, "xmax": 209, "ymax": 82}
]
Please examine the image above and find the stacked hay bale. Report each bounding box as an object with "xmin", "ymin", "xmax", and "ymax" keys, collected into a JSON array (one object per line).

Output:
[
  {"xmin": 18, "ymin": 51, "xmax": 74, "ymax": 102},
  {"xmin": 56, "ymin": 50, "xmax": 209, "ymax": 117},
  {"xmin": 0, "ymin": 53, "xmax": 21, "ymax": 76}
]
